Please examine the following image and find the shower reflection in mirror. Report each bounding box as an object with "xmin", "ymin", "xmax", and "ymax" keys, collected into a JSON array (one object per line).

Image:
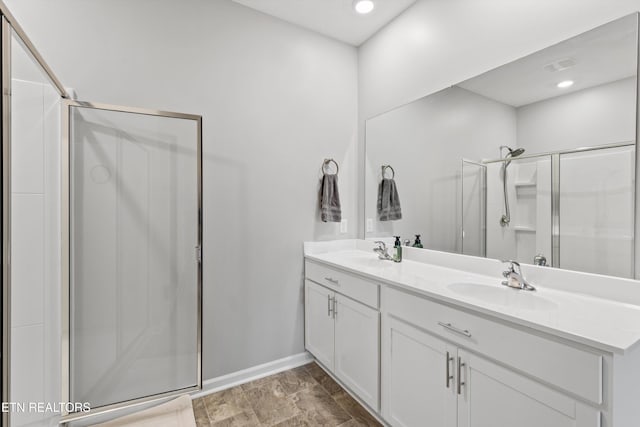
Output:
[
  {"xmin": 365, "ymin": 13, "xmax": 638, "ymax": 279},
  {"xmin": 466, "ymin": 142, "xmax": 635, "ymax": 279}
]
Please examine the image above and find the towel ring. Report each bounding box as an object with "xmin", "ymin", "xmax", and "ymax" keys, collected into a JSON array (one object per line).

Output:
[
  {"xmin": 382, "ymin": 165, "xmax": 395, "ymax": 179},
  {"xmin": 323, "ymin": 158, "xmax": 339, "ymax": 175}
]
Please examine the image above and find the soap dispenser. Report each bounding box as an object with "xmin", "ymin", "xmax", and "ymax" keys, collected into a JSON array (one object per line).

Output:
[
  {"xmin": 393, "ymin": 236, "xmax": 402, "ymax": 262},
  {"xmin": 412, "ymin": 234, "xmax": 423, "ymax": 248}
]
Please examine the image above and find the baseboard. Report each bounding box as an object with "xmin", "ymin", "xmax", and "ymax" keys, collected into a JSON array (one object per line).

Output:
[{"xmin": 191, "ymin": 352, "xmax": 313, "ymax": 398}]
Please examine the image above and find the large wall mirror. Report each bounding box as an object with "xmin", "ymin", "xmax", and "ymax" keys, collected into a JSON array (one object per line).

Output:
[{"xmin": 365, "ymin": 13, "xmax": 638, "ymax": 279}]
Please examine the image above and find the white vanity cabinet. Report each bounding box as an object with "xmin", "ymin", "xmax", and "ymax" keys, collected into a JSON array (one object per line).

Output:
[
  {"xmin": 305, "ymin": 280, "xmax": 335, "ymax": 370},
  {"xmin": 304, "ymin": 242, "xmax": 640, "ymax": 427},
  {"xmin": 382, "ymin": 286, "xmax": 602, "ymax": 427},
  {"xmin": 304, "ymin": 260, "xmax": 380, "ymax": 410},
  {"xmin": 382, "ymin": 315, "xmax": 457, "ymax": 427},
  {"xmin": 457, "ymin": 350, "xmax": 600, "ymax": 427}
]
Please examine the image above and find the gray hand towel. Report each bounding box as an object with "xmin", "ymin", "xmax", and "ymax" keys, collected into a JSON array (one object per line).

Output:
[
  {"xmin": 320, "ymin": 173, "xmax": 342, "ymax": 222},
  {"xmin": 377, "ymin": 178, "xmax": 402, "ymax": 221}
]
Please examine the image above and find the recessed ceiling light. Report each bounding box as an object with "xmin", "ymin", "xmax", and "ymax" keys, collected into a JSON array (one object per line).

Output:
[
  {"xmin": 557, "ymin": 80, "xmax": 574, "ymax": 89},
  {"xmin": 354, "ymin": 0, "xmax": 375, "ymax": 14}
]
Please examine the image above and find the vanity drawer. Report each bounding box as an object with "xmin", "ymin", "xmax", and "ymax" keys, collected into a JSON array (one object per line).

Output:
[
  {"xmin": 305, "ymin": 260, "xmax": 379, "ymax": 309},
  {"xmin": 383, "ymin": 287, "xmax": 603, "ymax": 405}
]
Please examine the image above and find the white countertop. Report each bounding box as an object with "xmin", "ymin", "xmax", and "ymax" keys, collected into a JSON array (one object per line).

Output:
[{"xmin": 304, "ymin": 244, "xmax": 640, "ymax": 355}]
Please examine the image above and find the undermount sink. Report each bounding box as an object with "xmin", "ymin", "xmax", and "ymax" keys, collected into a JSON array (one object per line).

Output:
[{"xmin": 448, "ymin": 282, "xmax": 558, "ymax": 311}]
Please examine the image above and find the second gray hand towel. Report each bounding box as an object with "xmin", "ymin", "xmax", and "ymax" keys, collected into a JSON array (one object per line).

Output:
[
  {"xmin": 320, "ymin": 173, "xmax": 342, "ymax": 222},
  {"xmin": 377, "ymin": 178, "xmax": 402, "ymax": 221}
]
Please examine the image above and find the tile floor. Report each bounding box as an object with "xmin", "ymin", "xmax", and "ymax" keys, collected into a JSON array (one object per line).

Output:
[{"xmin": 192, "ymin": 362, "xmax": 382, "ymax": 426}]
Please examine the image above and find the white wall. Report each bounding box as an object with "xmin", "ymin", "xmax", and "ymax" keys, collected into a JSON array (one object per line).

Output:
[{"xmin": 5, "ymin": 0, "xmax": 358, "ymax": 381}]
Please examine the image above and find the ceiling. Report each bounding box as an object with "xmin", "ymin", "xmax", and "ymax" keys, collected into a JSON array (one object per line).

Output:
[
  {"xmin": 458, "ymin": 14, "xmax": 638, "ymax": 107},
  {"xmin": 231, "ymin": 0, "xmax": 417, "ymax": 46}
]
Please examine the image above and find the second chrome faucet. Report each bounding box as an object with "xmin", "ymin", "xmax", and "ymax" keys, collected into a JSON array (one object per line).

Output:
[{"xmin": 501, "ymin": 260, "xmax": 536, "ymax": 291}]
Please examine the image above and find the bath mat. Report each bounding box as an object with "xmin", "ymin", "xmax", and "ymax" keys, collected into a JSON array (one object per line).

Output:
[{"xmin": 91, "ymin": 395, "xmax": 196, "ymax": 427}]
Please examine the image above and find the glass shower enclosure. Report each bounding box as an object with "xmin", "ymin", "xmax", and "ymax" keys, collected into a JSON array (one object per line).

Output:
[
  {"xmin": 1, "ymin": 3, "xmax": 203, "ymax": 425},
  {"xmin": 63, "ymin": 102, "xmax": 202, "ymax": 421}
]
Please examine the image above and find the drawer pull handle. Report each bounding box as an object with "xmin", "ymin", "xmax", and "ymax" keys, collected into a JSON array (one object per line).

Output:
[
  {"xmin": 438, "ymin": 322, "xmax": 472, "ymax": 338},
  {"xmin": 324, "ymin": 277, "xmax": 339, "ymax": 285},
  {"xmin": 445, "ymin": 351, "xmax": 454, "ymax": 389},
  {"xmin": 457, "ymin": 357, "xmax": 465, "ymax": 395}
]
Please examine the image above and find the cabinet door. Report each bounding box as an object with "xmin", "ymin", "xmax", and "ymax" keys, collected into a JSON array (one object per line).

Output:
[
  {"xmin": 334, "ymin": 294, "xmax": 380, "ymax": 410},
  {"xmin": 457, "ymin": 349, "xmax": 600, "ymax": 427},
  {"xmin": 305, "ymin": 280, "xmax": 335, "ymax": 370},
  {"xmin": 381, "ymin": 315, "xmax": 457, "ymax": 427}
]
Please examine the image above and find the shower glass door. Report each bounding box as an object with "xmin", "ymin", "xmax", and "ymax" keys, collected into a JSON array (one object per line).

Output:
[
  {"xmin": 461, "ymin": 160, "xmax": 486, "ymax": 257},
  {"xmin": 63, "ymin": 102, "xmax": 202, "ymax": 418},
  {"xmin": 558, "ymin": 144, "xmax": 635, "ymax": 278}
]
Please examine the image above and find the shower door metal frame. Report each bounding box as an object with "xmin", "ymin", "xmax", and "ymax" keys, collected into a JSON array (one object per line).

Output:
[{"xmin": 60, "ymin": 100, "xmax": 203, "ymax": 424}]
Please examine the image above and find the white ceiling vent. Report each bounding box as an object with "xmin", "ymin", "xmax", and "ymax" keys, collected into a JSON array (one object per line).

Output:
[{"xmin": 543, "ymin": 57, "xmax": 577, "ymax": 73}]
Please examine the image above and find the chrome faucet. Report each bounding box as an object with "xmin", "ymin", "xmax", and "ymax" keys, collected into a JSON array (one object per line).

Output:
[
  {"xmin": 501, "ymin": 260, "xmax": 536, "ymax": 291},
  {"xmin": 373, "ymin": 241, "xmax": 393, "ymax": 260}
]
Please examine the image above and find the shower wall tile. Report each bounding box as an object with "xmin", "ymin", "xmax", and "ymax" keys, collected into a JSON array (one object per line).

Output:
[
  {"xmin": 11, "ymin": 79, "xmax": 44, "ymax": 194},
  {"xmin": 10, "ymin": 324, "xmax": 45, "ymax": 427},
  {"xmin": 10, "ymin": 193, "xmax": 44, "ymax": 328},
  {"xmin": 10, "ymin": 61, "xmax": 62, "ymax": 425}
]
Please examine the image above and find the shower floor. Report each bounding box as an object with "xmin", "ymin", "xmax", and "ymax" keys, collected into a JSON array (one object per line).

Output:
[{"xmin": 192, "ymin": 362, "xmax": 381, "ymax": 426}]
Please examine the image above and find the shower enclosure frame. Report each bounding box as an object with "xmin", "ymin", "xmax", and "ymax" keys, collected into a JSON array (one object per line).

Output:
[
  {"xmin": 60, "ymin": 100, "xmax": 203, "ymax": 423},
  {"xmin": 1, "ymin": 3, "xmax": 71, "ymax": 426}
]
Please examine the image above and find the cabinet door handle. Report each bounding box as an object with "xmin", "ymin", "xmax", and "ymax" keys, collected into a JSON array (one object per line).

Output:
[
  {"xmin": 457, "ymin": 357, "xmax": 466, "ymax": 395},
  {"xmin": 324, "ymin": 277, "xmax": 339, "ymax": 285},
  {"xmin": 333, "ymin": 297, "xmax": 337, "ymax": 318},
  {"xmin": 438, "ymin": 322, "xmax": 472, "ymax": 338},
  {"xmin": 327, "ymin": 294, "xmax": 333, "ymax": 317},
  {"xmin": 445, "ymin": 352, "xmax": 454, "ymax": 389}
]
